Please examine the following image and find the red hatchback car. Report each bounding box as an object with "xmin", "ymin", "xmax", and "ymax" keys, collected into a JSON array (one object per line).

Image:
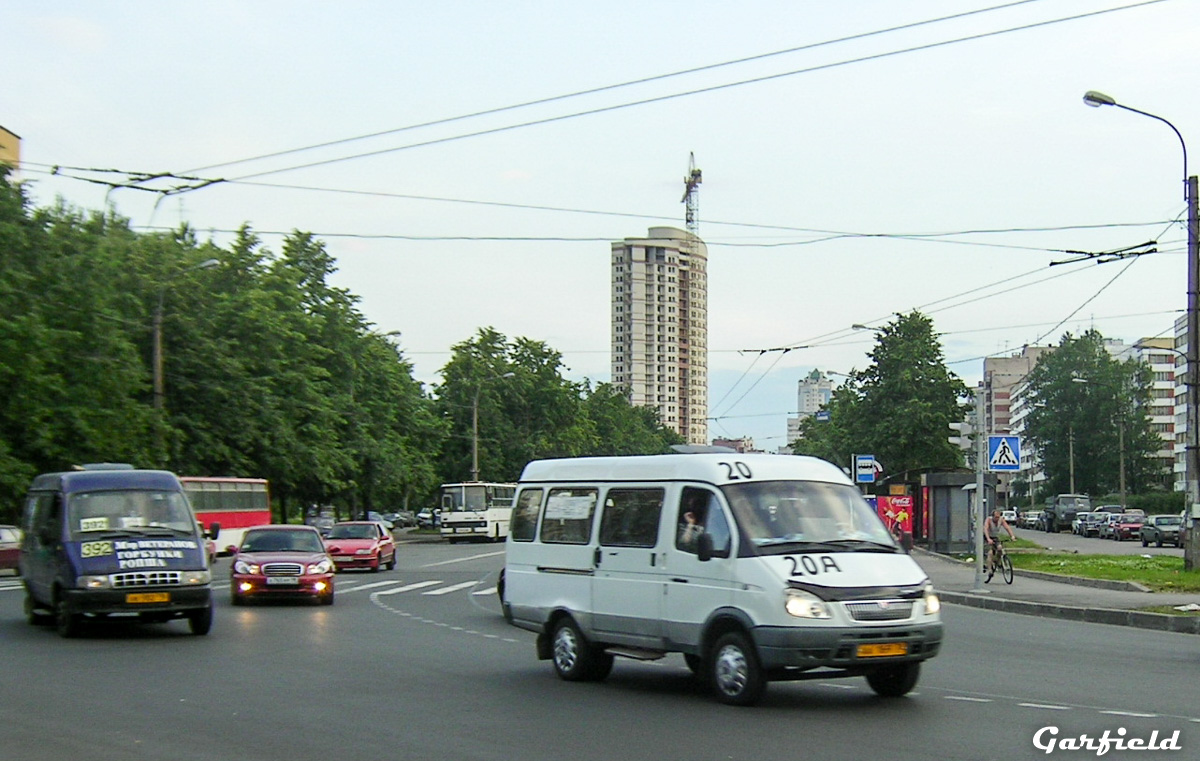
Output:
[
  {"xmin": 1111, "ymin": 514, "xmax": 1146, "ymax": 542},
  {"xmin": 325, "ymin": 521, "xmax": 396, "ymax": 572},
  {"xmin": 0, "ymin": 524, "xmax": 21, "ymax": 574},
  {"xmin": 231, "ymin": 525, "xmax": 335, "ymax": 605}
]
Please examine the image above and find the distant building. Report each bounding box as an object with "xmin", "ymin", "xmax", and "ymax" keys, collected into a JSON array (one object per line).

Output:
[
  {"xmin": 611, "ymin": 227, "xmax": 708, "ymax": 445},
  {"xmin": 0, "ymin": 125, "xmax": 20, "ymax": 168},
  {"xmin": 712, "ymin": 436, "xmax": 756, "ymax": 454},
  {"xmin": 786, "ymin": 369, "xmax": 836, "ymax": 447}
]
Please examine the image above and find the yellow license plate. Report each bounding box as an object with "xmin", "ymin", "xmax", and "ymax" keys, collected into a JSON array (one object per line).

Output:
[
  {"xmin": 125, "ymin": 592, "xmax": 170, "ymax": 604},
  {"xmin": 856, "ymin": 642, "xmax": 908, "ymax": 658}
]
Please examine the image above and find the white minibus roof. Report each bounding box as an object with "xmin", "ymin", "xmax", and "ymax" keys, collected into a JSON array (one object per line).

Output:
[{"xmin": 518, "ymin": 453, "xmax": 852, "ymax": 487}]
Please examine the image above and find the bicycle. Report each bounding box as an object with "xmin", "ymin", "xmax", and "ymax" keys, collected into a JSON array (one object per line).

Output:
[{"xmin": 984, "ymin": 538, "xmax": 1014, "ymax": 584}]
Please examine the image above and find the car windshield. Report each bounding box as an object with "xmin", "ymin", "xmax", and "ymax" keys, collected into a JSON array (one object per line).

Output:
[
  {"xmin": 0, "ymin": 527, "xmax": 19, "ymax": 543},
  {"xmin": 721, "ymin": 480, "xmax": 896, "ymax": 555},
  {"xmin": 68, "ymin": 490, "xmax": 195, "ymax": 537},
  {"xmin": 242, "ymin": 530, "xmax": 324, "ymax": 553},
  {"xmin": 1120, "ymin": 515, "xmax": 1144, "ymax": 523},
  {"xmin": 327, "ymin": 524, "xmax": 375, "ymax": 539}
]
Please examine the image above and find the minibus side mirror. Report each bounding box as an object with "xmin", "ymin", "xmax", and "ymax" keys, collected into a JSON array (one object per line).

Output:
[{"xmin": 696, "ymin": 533, "xmax": 714, "ymax": 562}]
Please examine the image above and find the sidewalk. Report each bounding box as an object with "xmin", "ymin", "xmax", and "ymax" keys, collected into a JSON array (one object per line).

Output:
[{"xmin": 914, "ymin": 548, "xmax": 1200, "ymax": 635}]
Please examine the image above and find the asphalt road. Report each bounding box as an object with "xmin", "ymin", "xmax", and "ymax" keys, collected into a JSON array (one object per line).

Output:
[{"xmin": 2, "ymin": 541, "xmax": 1197, "ymax": 761}]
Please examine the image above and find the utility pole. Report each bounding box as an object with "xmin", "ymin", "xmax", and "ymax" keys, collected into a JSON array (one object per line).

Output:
[
  {"xmin": 1185, "ymin": 174, "xmax": 1199, "ymax": 570},
  {"xmin": 972, "ymin": 383, "xmax": 989, "ymax": 592}
]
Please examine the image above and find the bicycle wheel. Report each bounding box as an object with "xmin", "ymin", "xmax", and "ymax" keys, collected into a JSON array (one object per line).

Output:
[{"xmin": 1000, "ymin": 553, "xmax": 1014, "ymax": 584}]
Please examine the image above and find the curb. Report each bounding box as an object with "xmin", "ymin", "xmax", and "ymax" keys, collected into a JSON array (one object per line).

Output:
[
  {"xmin": 938, "ymin": 590, "xmax": 1200, "ymax": 635},
  {"xmin": 912, "ymin": 547, "xmax": 1147, "ymax": 592}
]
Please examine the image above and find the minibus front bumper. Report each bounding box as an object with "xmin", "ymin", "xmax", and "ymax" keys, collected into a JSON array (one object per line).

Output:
[
  {"xmin": 753, "ymin": 621, "xmax": 944, "ymax": 671},
  {"xmin": 63, "ymin": 586, "xmax": 212, "ymax": 617}
]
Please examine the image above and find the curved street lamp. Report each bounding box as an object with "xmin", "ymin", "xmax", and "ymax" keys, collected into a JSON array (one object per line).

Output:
[{"xmin": 1083, "ymin": 90, "xmax": 1200, "ymax": 568}]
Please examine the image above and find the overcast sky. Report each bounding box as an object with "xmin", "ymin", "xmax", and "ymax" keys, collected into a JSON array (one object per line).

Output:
[{"xmin": 5, "ymin": 0, "xmax": 1196, "ymax": 449}]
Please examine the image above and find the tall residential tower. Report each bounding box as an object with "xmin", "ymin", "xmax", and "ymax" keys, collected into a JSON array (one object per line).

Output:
[{"xmin": 611, "ymin": 226, "xmax": 708, "ymax": 444}]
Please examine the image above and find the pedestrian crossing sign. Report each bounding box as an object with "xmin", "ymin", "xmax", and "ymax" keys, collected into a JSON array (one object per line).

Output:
[{"xmin": 987, "ymin": 436, "xmax": 1021, "ymax": 472}]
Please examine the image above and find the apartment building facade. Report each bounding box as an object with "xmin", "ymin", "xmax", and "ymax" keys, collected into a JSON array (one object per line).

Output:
[{"xmin": 610, "ymin": 227, "xmax": 708, "ymax": 445}]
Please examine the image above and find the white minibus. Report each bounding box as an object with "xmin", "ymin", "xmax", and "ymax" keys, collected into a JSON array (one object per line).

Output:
[{"xmin": 502, "ymin": 453, "xmax": 943, "ymax": 705}]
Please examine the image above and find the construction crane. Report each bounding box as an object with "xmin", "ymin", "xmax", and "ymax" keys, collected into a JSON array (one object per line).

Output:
[{"xmin": 681, "ymin": 152, "xmax": 702, "ymax": 243}]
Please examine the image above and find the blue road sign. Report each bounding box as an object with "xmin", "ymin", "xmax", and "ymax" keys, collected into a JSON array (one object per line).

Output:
[
  {"xmin": 854, "ymin": 454, "xmax": 877, "ymax": 483},
  {"xmin": 987, "ymin": 436, "xmax": 1021, "ymax": 472}
]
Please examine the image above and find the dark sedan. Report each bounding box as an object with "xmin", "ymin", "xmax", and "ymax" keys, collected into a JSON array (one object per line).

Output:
[{"xmin": 1140, "ymin": 514, "xmax": 1182, "ymax": 548}]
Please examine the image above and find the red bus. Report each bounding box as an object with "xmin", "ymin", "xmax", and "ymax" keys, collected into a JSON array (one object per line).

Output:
[{"xmin": 181, "ymin": 477, "xmax": 272, "ymax": 555}]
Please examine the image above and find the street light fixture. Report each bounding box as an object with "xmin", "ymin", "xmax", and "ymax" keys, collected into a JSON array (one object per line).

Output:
[
  {"xmin": 1082, "ymin": 90, "xmax": 1200, "ymax": 569},
  {"xmin": 471, "ymin": 372, "xmax": 515, "ymax": 482}
]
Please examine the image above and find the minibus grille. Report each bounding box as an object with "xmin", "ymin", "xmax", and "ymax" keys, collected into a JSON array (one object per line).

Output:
[
  {"xmin": 112, "ymin": 571, "xmax": 182, "ymax": 588},
  {"xmin": 845, "ymin": 600, "xmax": 913, "ymax": 621},
  {"xmin": 263, "ymin": 563, "xmax": 303, "ymax": 576}
]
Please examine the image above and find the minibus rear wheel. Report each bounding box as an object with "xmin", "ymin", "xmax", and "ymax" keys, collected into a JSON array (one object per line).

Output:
[{"xmin": 551, "ymin": 618, "xmax": 611, "ymax": 682}]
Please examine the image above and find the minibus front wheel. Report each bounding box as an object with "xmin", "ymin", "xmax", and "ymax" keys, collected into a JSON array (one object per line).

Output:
[
  {"xmin": 551, "ymin": 618, "xmax": 612, "ymax": 682},
  {"xmin": 54, "ymin": 592, "xmax": 83, "ymax": 639},
  {"xmin": 710, "ymin": 631, "xmax": 766, "ymax": 706},
  {"xmin": 865, "ymin": 662, "xmax": 920, "ymax": 697}
]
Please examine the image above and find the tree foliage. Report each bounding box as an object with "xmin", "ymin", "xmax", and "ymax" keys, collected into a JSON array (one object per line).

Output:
[
  {"xmin": 1022, "ymin": 330, "xmax": 1162, "ymax": 496},
  {"xmin": 792, "ymin": 312, "xmax": 971, "ymax": 479}
]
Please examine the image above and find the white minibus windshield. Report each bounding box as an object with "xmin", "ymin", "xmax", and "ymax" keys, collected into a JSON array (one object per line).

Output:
[{"xmin": 722, "ymin": 480, "xmax": 897, "ymax": 554}]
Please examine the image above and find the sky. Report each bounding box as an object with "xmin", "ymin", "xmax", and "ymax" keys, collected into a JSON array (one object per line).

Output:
[{"xmin": 4, "ymin": 0, "xmax": 1197, "ymax": 451}]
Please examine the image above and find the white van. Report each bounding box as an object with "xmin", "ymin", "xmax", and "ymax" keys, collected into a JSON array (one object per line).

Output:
[{"xmin": 502, "ymin": 453, "xmax": 943, "ymax": 705}]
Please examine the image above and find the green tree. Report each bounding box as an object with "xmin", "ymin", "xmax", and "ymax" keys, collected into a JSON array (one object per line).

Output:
[
  {"xmin": 793, "ymin": 312, "xmax": 971, "ymax": 479},
  {"xmin": 1022, "ymin": 330, "xmax": 1161, "ymax": 496}
]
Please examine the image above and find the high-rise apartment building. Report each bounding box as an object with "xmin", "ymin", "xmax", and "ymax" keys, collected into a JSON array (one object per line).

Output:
[
  {"xmin": 611, "ymin": 226, "xmax": 708, "ymax": 445},
  {"xmin": 786, "ymin": 370, "xmax": 836, "ymax": 447}
]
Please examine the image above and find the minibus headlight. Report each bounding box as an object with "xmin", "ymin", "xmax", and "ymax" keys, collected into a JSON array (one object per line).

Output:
[
  {"xmin": 182, "ymin": 570, "xmax": 211, "ymax": 585},
  {"xmin": 784, "ymin": 590, "xmax": 831, "ymax": 619},
  {"xmin": 234, "ymin": 560, "xmax": 259, "ymax": 575},
  {"xmin": 924, "ymin": 585, "xmax": 941, "ymax": 615},
  {"xmin": 78, "ymin": 575, "xmax": 111, "ymax": 590},
  {"xmin": 308, "ymin": 559, "xmax": 334, "ymax": 574}
]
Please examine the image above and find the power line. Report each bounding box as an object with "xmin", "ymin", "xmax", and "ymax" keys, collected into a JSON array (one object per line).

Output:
[
  {"xmin": 162, "ymin": 0, "xmax": 1168, "ymax": 187},
  {"xmin": 176, "ymin": 0, "xmax": 1057, "ymax": 176}
]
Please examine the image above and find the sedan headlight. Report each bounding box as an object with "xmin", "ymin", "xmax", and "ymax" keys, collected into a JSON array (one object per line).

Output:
[
  {"xmin": 784, "ymin": 589, "xmax": 831, "ymax": 619},
  {"xmin": 234, "ymin": 560, "xmax": 260, "ymax": 575},
  {"xmin": 924, "ymin": 584, "xmax": 941, "ymax": 615},
  {"xmin": 78, "ymin": 575, "xmax": 111, "ymax": 590},
  {"xmin": 308, "ymin": 559, "xmax": 334, "ymax": 574}
]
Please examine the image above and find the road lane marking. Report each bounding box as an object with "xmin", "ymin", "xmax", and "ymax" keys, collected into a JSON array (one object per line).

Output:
[
  {"xmin": 1100, "ymin": 710, "xmax": 1158, "ymax": 718},
  {"xmin": 373, "ymin": 580, "xmax": 443, "ymax": 596},
  {"xmin": 945, "ymin": 696, "xmax": 993, "ymax": 703},
  {"xmin": 421, "ymin": 551, "xmax": 505, "ymax": 568},
  {"xmin": 339, "ymin": 580, "xmax": 405, "ymax": 593},
  {"xmin": 1019, "ymin": 703, "xmax": 1071, "ymax": 711},
  {"xmin": 423, "ymin": 581, "xmax": 478, "ymax": 595},
  {"xmin": 472, "ymin": 586, "xmax": 497, "ymax": 596}
]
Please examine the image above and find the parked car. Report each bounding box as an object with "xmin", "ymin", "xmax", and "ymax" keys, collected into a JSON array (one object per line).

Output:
[
  {"xmin": 392, "ymin": 510, "xmax": 417, "ymax": 528},
  {"xmin": 1071, "ymin": 512, "xmax": 1093, "ymax": 535},
  {"xmin": 1140, "ymin": 514, "xmax": 1183, "ymax": 547},
  {"xmin": 365, "ymin": 511, "xmax": 394, "ymax": 531},
  {"xmin": 324, "ymin": 521, "xmax": 396, "ymax": 572},
  {"xmin": 0, "ymin": 524, "xmax": 21, "ymax": 574},
  {"xmin": 1081, "ymin": 512, "xmax": 1108, "ymax": 537},
  {"xmin": 1001, "ymin": 509, "xmax": 1018, "ymax": 526},
  {"xmin": 416, "ymin": 508, "xmax": 441, "ymax": 529},
  {"xmin": 1110, "ymin": 513, "xmax": 1146, "ymax": 542},
  {"xmin": 1021, "ymin": 511, "xmax": 1041, "ymax": 529},
  {"xmin": 231, "ymin": 525, "xmax": 335, "ymax": 605},
  {"xmin": 1097, "ymin": 513, "xmax": 1125, "ymax": 540}
]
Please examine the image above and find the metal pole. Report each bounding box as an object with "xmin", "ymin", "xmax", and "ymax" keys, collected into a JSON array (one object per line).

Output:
[
  {"xmin": 1186, "ymin": 175, "xmax": 1199, "ymax": 570},
  {"xmin": 972, "ymin": 384, "xmax": 989, "ymax": 592},
  {"xmin": 1068, "ymin": 425, "xmax": 1075, "ymax": 494},
  {"xmin": 471, "ymin": 388, "xmax": 481, "ymax": 482}
]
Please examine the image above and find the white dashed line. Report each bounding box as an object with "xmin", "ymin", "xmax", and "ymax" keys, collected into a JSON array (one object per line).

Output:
[
  {"xmin": 420, "ymin": 551, "xmax": 504, "ymax": 568},
  {"xmin": 1100, "ymin": 710, "xmax": 1159, "ymax": 718},
  {"xmin": 945, "ymin": 696, "xmax": 993, "ymax": 703},
  {"xmin": 1019, "ymin": 703, "xmax": 1071, "ymax": 711},
  {"xmin": 373, "ymin": 580, "xmax": 443, "ymax": 596},
  {"xmin": 422, "ymin": 581, "xmax": 478, "ymax": 595}
]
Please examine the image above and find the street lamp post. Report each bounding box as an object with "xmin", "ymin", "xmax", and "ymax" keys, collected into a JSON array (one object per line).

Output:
[
  {"xmin": 471, "ymin": 372, "xmax": 515, "ymax": 482},
  {"xmin": 1084, "ymin": 91, "xmax": 1200, "ymax": 570},
  {"xmin": 152, "ymin": 258, "xmax": 219, "ymax": 413}
]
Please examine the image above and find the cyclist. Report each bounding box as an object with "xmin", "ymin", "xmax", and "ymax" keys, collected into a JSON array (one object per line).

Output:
[{"xmin": 983, "ymin": 508, "xmax": 1016, "ymax": 575}]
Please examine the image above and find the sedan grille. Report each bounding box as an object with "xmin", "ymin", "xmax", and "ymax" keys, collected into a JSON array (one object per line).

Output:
[
  {"xmin": 263, "ymin": 562, "xmax": 303, "ymax": 576},
  {"xmin": 112, "ymin": 571, "xmax": 182, "ymax": 588},
  {"xmin": 845, "ymin": 600, "xmax": 913, "ymax": 622}
]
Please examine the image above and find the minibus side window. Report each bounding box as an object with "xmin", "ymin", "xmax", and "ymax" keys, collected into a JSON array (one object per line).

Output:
[
  {"xmin": 510, "ymin": 489, "xmax": 544, "ymax": 542},
  {"xmin": 676, "ymin": 487, "xmax": 731, "ymax": 557},
  {"xmin": 599, "ymin": 488, "xmax": 664, "ymax": 548},
  {"xmin": 540, "ymin": 488, "xmax": 598, "ymax": 545}
]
